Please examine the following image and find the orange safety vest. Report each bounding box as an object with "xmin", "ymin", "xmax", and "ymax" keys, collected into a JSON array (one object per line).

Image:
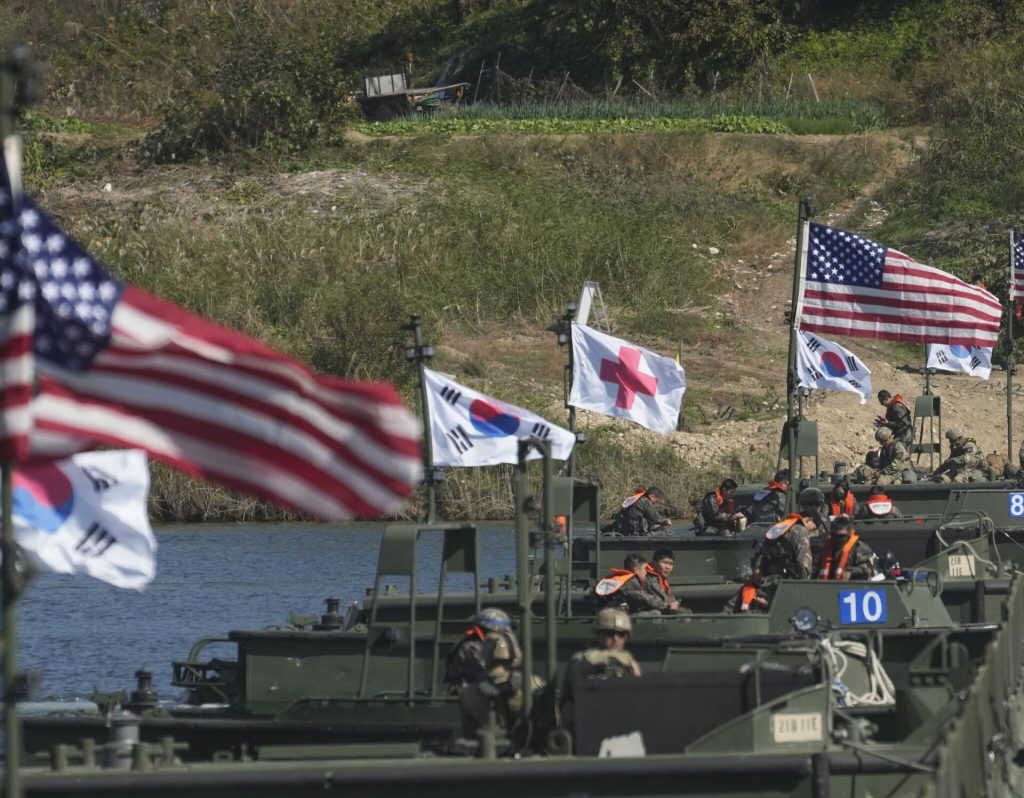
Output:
[
  {"xmin": 817, "ymin": 533, "xmax": 860, "ymax": 580},
  {"xmin": 620, "ymin": 489, "xmax": 647, "ymax": 509},
  {"xmin": 765, "ymin": 513, "xmax": 803, "ymax": 540},
  {"xmin": 463, "ymin": 625, "xmax": 486, "ymax": 642},
  {"xmin": 645, "ymin": 563, "xmax": 673, "ymax": 599},
  {"xmin": 829, "ymin": 492, "xmax": 855, "ymax": 517},
  {"xmin": 594, "ymin": 568, "xmax": 637, "ymax": 597},
  {"xmin": 739, "ymin": 583, "xmax": 758, "ymax": 612},
  {"xmin": 864, "ymin": 494, "xmax": 894, "ymax": 517}
]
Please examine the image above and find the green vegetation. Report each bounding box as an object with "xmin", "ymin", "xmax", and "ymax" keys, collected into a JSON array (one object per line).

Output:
[{"xmin": 6, "ymin": 0, "xmax": 1024, "ymax": 519}]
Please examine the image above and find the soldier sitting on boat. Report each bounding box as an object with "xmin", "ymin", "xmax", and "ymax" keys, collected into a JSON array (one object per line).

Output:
[
  {"xmin": 740, "ymin": 469, "xmax": 790, "ymax": 524},
  {"xmin": 932, "ymin": 428, "xmax": 984, "ymax": 483},
  {"xmin": 444, "ymin": 607, "xmax": 522, "ymax": 694},
  {"xmin": 595, "ymin": 553, "xmax": 685, "ymax": 614},
  {"xmin": 798, "ymin": 486, "xmax": 831, "ymax": 535},
  {"xmin": 644, "ymin": 548, "xmax": 692, "ymax": 615},
  {"xmin": 854, "ymin": 486, "xmax": 903, "ymax": 520},
  {"xmin": 458, "ymin": 627, "xmax": 540, "ymax": 743},
  {"xmin": 829, "ymin": 477, "xmax": 856, "ymax": 517},
  {"xmin": 851, "ymin": 448, "xmax": 882, "ymax": 484},
  {"xmin": 815, "ymin": 516, "xmax": 878, "ymax": 580},
  {"xmin": 558, "ymin": 608, "xmax": 641, "ymax": 732},
  {"xmin": 726, "ymin": 512, "xmax": 815, "ymax": 613},
  {"xmin": 603, "ymin": 486, "xmax": 672, "ymax": 536},
  {"xmin": 694, "ymin": 478, "xmax": 745, "ymax": 536}
]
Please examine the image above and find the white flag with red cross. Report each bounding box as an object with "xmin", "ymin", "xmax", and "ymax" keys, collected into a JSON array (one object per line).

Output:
[{"xmin": 568, "ymin": 324, "xmax": 686, "ymax": 435}]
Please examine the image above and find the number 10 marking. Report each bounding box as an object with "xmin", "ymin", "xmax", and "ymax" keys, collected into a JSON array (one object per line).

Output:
[{"xmin": 839, "ymin": 589, "xmax": 887, "ymax": 624}]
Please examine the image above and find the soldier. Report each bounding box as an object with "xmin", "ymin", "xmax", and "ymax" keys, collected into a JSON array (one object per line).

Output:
[
  {"xmin": 741, "ymin": 469, "xmax": 790, "ymax": 524},
  {"xmin": 444, "ymin": 607, "xmax": 521, "ymax": 694},
  {"xmin": 559, "ymin": 608, "xmax": 641, "ymax": 731},
  {"xmin": 607, "ymin": 486, "xmax": 672, "ymax": 536},
  {"xmin": 851, "ymin": 449, "xmax": 882, "ymax": 484},
  {"xmin": 695, "ymin": 478, "xmax": 745, "ymax": 536},
  {"xmin": 798, "ymin": 486, "xmax": 831, "ymax": 535},
  {"xmin": 594, "ymin": 553, "xmax": 679, "ymax": 614},
  {"xmin": 876, "ymin": 389, "xmax": 914, "ymax": 447},
  {"xmin": 730, "ymin": 512, "xmax": 815, "ymax": 613},
  {"xmin": 644, "ymin": 548, "xmax": 691, "ymax": 615},
  {"xmin": 815, "ymin": 516, "xmax": 878, "ymax": 580},
  {"xmin": 828, "ymin": 478, "xmax": 856, "ymax": 517},
  {"xmin": 933, "ymin": 428, "xmax": 983, "ymax": 483},
  {"xmin": 874, "ymin": 427, "xmax": 912, "ymax": 486},
  {"xmin": 854, "ymin": 486, "xmax": 903, "ymax": 520},
  {"xmin": 459, "ymin": 630, "xmax": 536, "ymax": 740}
]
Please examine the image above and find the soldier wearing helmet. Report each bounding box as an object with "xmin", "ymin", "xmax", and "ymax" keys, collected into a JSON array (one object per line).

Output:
[
  {"xmin": 728, "ymin": 510, "xmax": 813, "ymax": 613},
  {"xmin": 815, "ymin": 516, "xmax": 878, "ymax": 580},
  {"xmin": 741, "ymin": 469, "xmax": 790, "ymax": 525},
  {"xmin": 558, "ymin": 608, "xmax": 641, "ymax": 731},
  {"xmin": 875, "ymin": 390, "xmax": 913, "ymax": 446},
  {"xmin": 458, "ymin": 622, "xmax": 539, "ymax": 741},
  {"xmin": 798, "ymin": 486, "xmax": 831, "ymax": 535},
  {"xmin": 872, "ymin": 426, "xmax": 912, "ymax": 486},
  {"xmin": 933, "ymin": 427, "xmax": 983, "ymax": 483},
  {"xmin": 444, "ymin": 607, "xmax": 521, "ymax": 694}
]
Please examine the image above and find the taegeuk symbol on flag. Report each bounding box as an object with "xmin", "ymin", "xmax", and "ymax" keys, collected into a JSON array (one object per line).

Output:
[
  {"xmin": 795, "ymin": 331, "xmax": 872, "ymax": 404},
  {"xmin": 568, "ymin": 324, "xmax": 685, "ymax": 435},
  {"xmin": 12, "ymin": 449, "xmax": 156, "ymax": 590},
  {"xmin": 0, "ymin": 153, "xmax": 422, "ymax": 520},
  {"xmin": 925, "ymin": 343, "xmax": 992, "ymax": 380},
  {"xmin": 424, "ymin": 368, "xmax": 575, "ymax": 466}
]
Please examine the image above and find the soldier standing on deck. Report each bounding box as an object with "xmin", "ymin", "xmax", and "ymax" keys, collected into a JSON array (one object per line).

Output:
[{"xmin": 876, "ymin": 390, "xmax": 913, "ymax": 447}]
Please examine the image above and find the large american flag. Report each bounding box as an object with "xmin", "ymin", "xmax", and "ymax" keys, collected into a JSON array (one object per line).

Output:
[
  {"xmin": 796, "ymin": 222, "xmax": 1002, "ymax": 347},
  {"xmin": 0, "ymin": 163, "xmax": 422, "ymax": 519},
  {"xmin": 1011, "ymin": 231, "xmax": 1024, "ymax": 301}
]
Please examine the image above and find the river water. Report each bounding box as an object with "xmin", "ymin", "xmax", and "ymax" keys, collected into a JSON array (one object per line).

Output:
[{"xmin": 19, "ymin": 523, "xmax": 516, "ymax": 702}]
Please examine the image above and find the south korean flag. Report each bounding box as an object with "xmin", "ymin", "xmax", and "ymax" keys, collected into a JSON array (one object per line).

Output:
[
  {"xmin": 926, "ymin": 344, "xmax": 992, "ymax": 380},
  {"xmin": 795, "ymin": 331, "xmax": 873, "ymax": 404},
  {"xmin": 424, "ymin": 368, "xmax": 576, "ymax": 467}
]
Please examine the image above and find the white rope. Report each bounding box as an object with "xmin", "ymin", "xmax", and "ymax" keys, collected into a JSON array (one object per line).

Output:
[{"xmin": 820, "ymin": 638, "xmax": 896, "ymax": 706}]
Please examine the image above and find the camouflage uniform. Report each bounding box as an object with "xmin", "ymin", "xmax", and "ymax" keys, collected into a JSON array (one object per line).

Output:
[
  {"xmin": 695, "ymin": 490, "xmax": 737, "ymax": 536},
  {"xmin": 643, "ymin": 570, "xmax": 692, "ymax": 615},
  {"xmin": 559, "ymin": 648, "xmax": 639, "ymax": 730},
  {"xmin": 815, "ymin": 537, "xmax": 878, "ymax": 580},
  {"xmin": 875, "ymin": 441, "xmax": 911, "ymax": 486},
  {"xmin": 881, "ymin": 399, "xmax": 914, "ymax": 446},
  {"xmin": 600, "ymin": 573, "xmax": 675, "ymax": 614},
  {"xmin": 935, "ymin": 438, "xmax": 983, "ymax": 483},
  {"xmin": 609, "ymin": 495, "xmax": 669, "ymax": 536},
  {"xmin": 443, "ymin": 631, "xmax": 486, "ymax": 692},
  {"xmin": 751, "ymin": 521, "xmax": 813, "ymax": 580},
  {"xmin": 743, "ymin": 486, "xmax": 788, "ymax": 524}
]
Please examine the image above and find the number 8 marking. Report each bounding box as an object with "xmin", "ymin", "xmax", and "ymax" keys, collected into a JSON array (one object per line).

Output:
[{"xmin": 1011, "ymin": 494, "xmax": 1024, "ymax": 517}]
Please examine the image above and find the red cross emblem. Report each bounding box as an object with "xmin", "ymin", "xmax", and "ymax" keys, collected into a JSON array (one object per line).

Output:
[{"xmin": 600, "ymin": 346, "xmax": 657, "ymax": 409}]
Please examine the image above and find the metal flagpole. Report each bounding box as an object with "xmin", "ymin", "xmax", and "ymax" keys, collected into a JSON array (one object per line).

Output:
[
  {"xmin": 785, "ymin": 196, "xmax": 814, "ymax": 511},
  {"xmin": 0, "ymin": 44, "xmax": 39, "ymax": 798},
  {"xmin": 1008, "ymin": 230, "xmax": 1016, "ymax": 465},
  {"xmin": 404, "ymin": 314, "xmax": 438, "ymax": 523},
  {"xmin": 559, "ymin": 300, "xmax": 578, "ymax": 478}
]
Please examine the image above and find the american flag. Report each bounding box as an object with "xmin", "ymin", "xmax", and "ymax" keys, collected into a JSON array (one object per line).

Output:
[
  {"xmin": 796, "ymin": 222, "xmax": 1002, "ymax": 347},
  {"xmin": 1011, "ymin": 231, "xmax": 1024, "ymax": 301},
  {"xmin": 0, "ymin": 163, "xmax": 422, "ymax": 519}
]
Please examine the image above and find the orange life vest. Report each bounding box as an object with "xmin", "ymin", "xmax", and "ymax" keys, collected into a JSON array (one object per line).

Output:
[
  {"xmin": 889, "ymin": 394, "xmax": 907, "ymax": 408},
  {"xmin": 739, "ymin": 583, "xmax": 758, "ymax": 612},
  {"xmin": 765, "ymin": 513, "xmax": 803, "ymax": 540},
  {"xmin": 645, "ymin": 563, "xmax": 673, "ymax": 599},
  {"xmin": 594, "ymin": 568, "xmax": 637, "ymax": 597},
  {"xmin": 865, "ymin": 494, "xmax": 894, "ymax": 516},
  {"xmin": 817, "ymin": 533, "xmax": 860, "ymax": 580},
  {"xmin": 464, "ymin": 625, "xmax": 486, "ymax": 642},
  {"xmin": 620, "ymin": 489, "xmax": 647, "ymax": 509},
  {"xmin": 829, "ymin": 492, "xmax": 855, "ymax": 517}
]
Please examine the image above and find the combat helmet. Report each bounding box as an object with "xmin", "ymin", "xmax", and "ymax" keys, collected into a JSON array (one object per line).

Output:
[
  {"xmin": 477, "ymin": 607, "xmax": 513, "ymax": 633},
  {"xmin": 798, "ymin": 487, "xmax": 825, "ymax": 508},
  {"xmin": 945, "ymin": 427, "xmax": 961, "ymax": 442},
  {"xmin": 595, "ymin": 607, "xmax": 632, "ymax": 635},
  {"xmin": 875, "ymin": 427, "xmax": 893, "ymax": 443}
]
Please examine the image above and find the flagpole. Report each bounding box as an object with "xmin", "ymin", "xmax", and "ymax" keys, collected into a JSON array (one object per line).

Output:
[
  {"xmin": 404, "ymin": 314, "xmax": 438, "ymax": 523},
  {"xmin": 786, "ymin": 196, "xmax": 814, "ymax": 511},
  {"xmin": 561, "ymin": 300, "xmax": 578, "ymax": 478},
  {"xmin": 0, "ymin": 44, "xmax": 39, "ymax": 798},
  {"xmin": 1008, "ymin": 230, "xmax": 1016, "ymax": 466}
]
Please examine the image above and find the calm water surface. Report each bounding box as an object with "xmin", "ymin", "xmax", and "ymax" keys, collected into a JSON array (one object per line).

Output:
[{"xmin": 19, "ymin": 524, "xmax": 516, "ymax": 702}]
